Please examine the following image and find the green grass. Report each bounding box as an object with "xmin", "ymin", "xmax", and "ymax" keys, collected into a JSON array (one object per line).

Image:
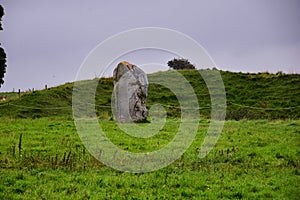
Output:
[
  {"xmin": 0, "ymin": 92, "xmax": 21, "ymax": 101},
  {"xmin": 0, "ymin": 69, "xmax": 299, "ymax": 119},
  {"xmin": 0, "ymin": 70, "xmax": 299, "ymax": 198},
  {"xmin": 0, "ymin": 117, "xmax": 299, "ymax": 199}
]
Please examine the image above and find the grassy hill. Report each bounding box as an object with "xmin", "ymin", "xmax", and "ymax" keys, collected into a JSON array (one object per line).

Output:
[
  {"xmin": 0, "ymin": 69, "xmax": 299, "ymax": 119},
  {"xmin": 0, "ymin": 70, "xmax": 299, "ymax": 199}
]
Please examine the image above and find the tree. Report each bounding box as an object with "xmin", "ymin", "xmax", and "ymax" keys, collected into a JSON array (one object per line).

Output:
[
  {"xmin": 0, "ymin": 4, "xmax": 3, "ymax": 31},
  {"xmin": 0, "ymin": 4, "xmax": 7, "ymax": 88},
  {"xmin": 167, "ymin": 58, "xmax": 196, "ymax": 70},
  {"xmin": 0, "ymin": 47, "xmax": 6, "ymax": 87}
]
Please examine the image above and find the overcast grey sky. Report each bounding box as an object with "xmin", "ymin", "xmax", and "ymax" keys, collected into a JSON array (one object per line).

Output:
[{"xmin": 0, "ymin": 0, "xmax": 299, "ymax": 92}]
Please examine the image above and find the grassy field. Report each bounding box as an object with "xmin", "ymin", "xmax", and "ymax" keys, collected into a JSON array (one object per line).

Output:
[
  {"xmin": 0, "ymin": 117, "xmax": 299, "ymax": 199},
  {"xmin": 0, "ymin": 70, "xmax": 299, "ymax": 199}
]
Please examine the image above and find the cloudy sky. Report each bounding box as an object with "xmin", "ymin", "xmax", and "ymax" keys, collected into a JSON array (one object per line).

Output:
[{"xmin": 0, "ymin": 0, "xmax": 299, "ymax": 92}]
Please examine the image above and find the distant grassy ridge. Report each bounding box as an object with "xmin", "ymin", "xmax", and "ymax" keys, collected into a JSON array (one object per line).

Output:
[{"xmin": 0, "ymin": 70, "xmax": 299, "ymax": 119}]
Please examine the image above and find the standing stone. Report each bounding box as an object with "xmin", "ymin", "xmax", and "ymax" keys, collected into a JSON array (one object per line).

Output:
[{"xmin": 113, "ymin": 61, "xmax": 148, "ymax": 122}]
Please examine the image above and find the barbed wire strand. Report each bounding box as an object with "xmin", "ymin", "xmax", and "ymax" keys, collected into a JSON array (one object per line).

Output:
[
  {"xmin": 0, "ymin": 101, "xmax": 299, "ymax": 111},
  {"xmin": 1, "ymin": 103, "xmax": 71, "ymax": 110},
  {"xmin": 229, "ymin": 102, "xmax": 300, "ymax": 110}
]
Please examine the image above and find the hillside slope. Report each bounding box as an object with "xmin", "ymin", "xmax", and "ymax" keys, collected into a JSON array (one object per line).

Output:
[{"xmin": 0, "ymin": 70, "xmax": 299, "ymax": 119}]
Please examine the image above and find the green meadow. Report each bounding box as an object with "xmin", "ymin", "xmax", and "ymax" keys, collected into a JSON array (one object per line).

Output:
[
  {"xmin": 0, "ymin": 69, "xmax": 299, "ymax": 199},
  {"xmin": 0, "ymin": 118, "xmax": 299, "ymax": 199}
]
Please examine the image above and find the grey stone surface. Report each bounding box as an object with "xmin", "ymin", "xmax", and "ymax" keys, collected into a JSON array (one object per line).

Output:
[{"xmin": 113, "ymin": 61, "xmax": 148, "ymax": 122}]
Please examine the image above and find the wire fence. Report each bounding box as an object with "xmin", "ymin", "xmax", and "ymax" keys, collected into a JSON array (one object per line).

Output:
[{"xmin": 0, "ymin": 101, "xmax": 299, "ymax": 111}]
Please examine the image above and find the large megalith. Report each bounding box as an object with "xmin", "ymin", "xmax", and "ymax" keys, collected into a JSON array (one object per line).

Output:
[{"xmin": 113, "ymin": 61, "xmax": 148, "ymax": 122}]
